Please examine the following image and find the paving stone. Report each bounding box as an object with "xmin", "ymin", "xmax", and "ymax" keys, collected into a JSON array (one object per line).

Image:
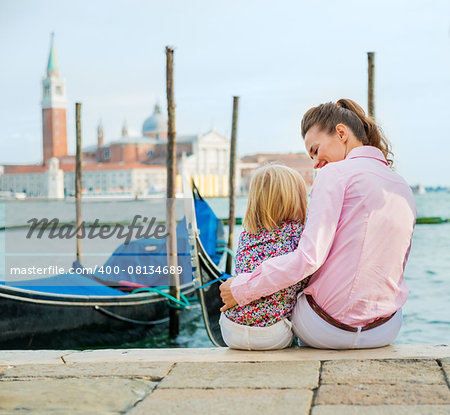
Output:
[
  {"xmin": 0, "ymin": 378, "xmax": 156, "ymax": 413},
  {"xmin": 158, "ymin": 361, "xmax": 320, "ymax": 389},
  {"xmin": 128, "ymin": 388, "xmax": 313, "ymax": 415},
  {"xmin": 0, "ymin": 411, "xmax": 114, "ymax": 415},
  {"xmin": 0, "ymin": 361, "xmax": 172, "ymax": 381},
  {"xmin": 312, "ymin": 405, "xmax": 450, "ymax": 415},
  {"xmin": 439, "ymin": 357, "xmax": 450, "ymax": 383},
  {"xmin": 321, "ymin": 359, "xmax": 445, "ymax": 385},
  {"xmin": 4, "ymin": 345, "xmax": 450, "ymax": 366},
  {"xmin": 316, "ymin": 383, "xmax": 450, "ymax": 405},
  {"xmin": 0, "ymin": 350, "xmax": 69, "ymax": 365}
]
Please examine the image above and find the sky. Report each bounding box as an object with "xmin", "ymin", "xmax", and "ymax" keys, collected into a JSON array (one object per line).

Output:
[{"xmin": 0, "ymin": 0, "xmax": 449, "ymax": 186}]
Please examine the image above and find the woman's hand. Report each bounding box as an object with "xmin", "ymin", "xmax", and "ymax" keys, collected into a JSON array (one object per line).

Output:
[{"xmin": 219, "ymin": 277, "xmax": 237, "ymax": 312}]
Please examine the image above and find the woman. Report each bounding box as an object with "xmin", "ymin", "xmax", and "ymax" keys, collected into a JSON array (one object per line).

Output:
[{"xmin": 220, "ymin": 99, "xmax": 417, "ymax": 349}]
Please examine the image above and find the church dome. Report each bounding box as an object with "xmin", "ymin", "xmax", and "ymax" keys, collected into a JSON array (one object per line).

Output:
[{"xmin": 142, "ymin": 103, "xmax": 167, "ymax": 135}]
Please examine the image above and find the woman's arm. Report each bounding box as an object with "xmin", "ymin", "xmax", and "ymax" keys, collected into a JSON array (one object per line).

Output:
[{"xmin": 229, "ymin": 164, "xmax": 346, "ymax": 306}]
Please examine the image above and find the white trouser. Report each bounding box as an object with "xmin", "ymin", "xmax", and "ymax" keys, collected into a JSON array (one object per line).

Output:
[
  {"xmin": 291, "ymin": 292, "xmax": 403, "ymax": 349},
  {"xmin": 219, "ymin": 313, "xmax": 294, "ymax": 351}
]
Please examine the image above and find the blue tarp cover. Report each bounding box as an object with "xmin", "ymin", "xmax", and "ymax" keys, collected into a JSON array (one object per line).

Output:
[
  {"xmin": 3, "ymin": 273, "xmax": 125, "ymax": 296},
  {"xmin": 194, "ymin": 197, "xmax": 223, "ymax": 265}
]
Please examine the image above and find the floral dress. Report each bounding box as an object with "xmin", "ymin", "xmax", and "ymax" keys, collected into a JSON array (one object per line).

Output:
[{"xmin": 224, "ymin": 220, "xmax": 310, "ymax": 327}]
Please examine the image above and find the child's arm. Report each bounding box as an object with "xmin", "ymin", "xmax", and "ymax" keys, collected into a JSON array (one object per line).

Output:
[{"xmin": 233, "ymin": 231, "xmax": 247, "ymax": 275}]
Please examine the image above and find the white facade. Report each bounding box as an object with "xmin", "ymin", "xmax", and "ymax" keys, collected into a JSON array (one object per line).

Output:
[
  {"xmin": 181, "ymin": 130, "xmax": 240, "ymax": 196},
  {"xmin": 41, "ymin": 75, "xmax": 67, "ymax": 110},
  {"xmin": 63, "ymin": 166, "xmax": 166, "ymax": 197},
  {"xmin": 0, "ymin": 172, "xmax": 44, "ymax": 198},
  {"xmin": 0, "ymin": 163, "xmax": 166, "ymax": 199},
  {"xmin": 0, "ymin": 159, "xmax": 64, "ymax": 199},
  {"xmin": 47, "ymin": 158, "xmax": 65, "ymax": 199}
]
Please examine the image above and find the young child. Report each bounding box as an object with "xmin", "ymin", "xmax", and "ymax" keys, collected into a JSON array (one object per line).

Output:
[{"xmin": 219, "ymin": 164, "xmax": 310, "ymax": 350}]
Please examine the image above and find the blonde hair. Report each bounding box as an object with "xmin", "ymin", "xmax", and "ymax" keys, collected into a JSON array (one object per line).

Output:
[{"xmin": 243, "ymin": 164, "xmax": 308, "ymax": 234}]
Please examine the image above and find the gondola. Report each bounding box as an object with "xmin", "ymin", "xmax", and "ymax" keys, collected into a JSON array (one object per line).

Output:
[{"xmin": 0, "ymin": 182, "xmax": 229, "ymax": 349}]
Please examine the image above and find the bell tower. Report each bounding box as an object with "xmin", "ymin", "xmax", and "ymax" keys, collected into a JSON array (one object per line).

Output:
[{"xmin": 42, "ymin": 33, "xmax": 68, "ymax": 165}]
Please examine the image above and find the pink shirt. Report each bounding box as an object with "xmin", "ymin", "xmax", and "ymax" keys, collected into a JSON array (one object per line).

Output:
[{"xmin": 231, "ymin": 146, "xmax": 417, "ymax": 326}]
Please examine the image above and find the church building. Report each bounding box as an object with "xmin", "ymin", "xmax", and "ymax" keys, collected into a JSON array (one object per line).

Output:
[{"xmin": 0, "ymin": 35, "xmax": 235, "ymax": 198}]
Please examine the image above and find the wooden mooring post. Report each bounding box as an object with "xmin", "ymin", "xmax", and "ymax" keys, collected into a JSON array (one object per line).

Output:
[
  {"xmin": 226, "ymin": 96, "xmax": 239, "ymax": 275},
  {"xmin": 75, "ymin": 102, "xmax": 83, "ymax": 263},
  {"xmin": 165, "ymin": 46, "xmax": 180, "ymax": 339},
  {"xmin": 367, "ymin": 52, "xmax": 375, "ymax": 120}
]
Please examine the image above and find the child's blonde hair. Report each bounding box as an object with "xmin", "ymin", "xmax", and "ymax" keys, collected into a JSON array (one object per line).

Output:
[{"xmin": 243, "ymin": 164, "xmax": 308, "ymax": 234}]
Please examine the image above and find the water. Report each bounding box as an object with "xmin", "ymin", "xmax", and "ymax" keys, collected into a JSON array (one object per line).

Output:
[
  {"xmin": 0, "ymin": 192, "xmax": 449, "ymax": 347},
  {"xmin": 397, "ymin": 192, "xmax": 450, "ymax": 344}
]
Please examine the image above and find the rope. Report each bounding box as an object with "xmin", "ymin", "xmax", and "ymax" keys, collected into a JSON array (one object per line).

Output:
[
  {"xmin": 128, "ymin": 272, "xmax": 233, "ymax": 309},
  {"xmin": 196, "ymin": 273, "xmax": 233, "ymax": 290},
  {"xmin": 94, "ymin": 305, "xmax": 170, "ymax": 325},
  {"xmin": 216, "ymin": 240, "xmax": 236, "ymax": 261},
  {"xmin": 130, "ymin": 286, "xmax": 191, "ymax": 310},
  {"xmin": 127, "ymin": 238, "xmax": 235, "ymax": 309},
  {"xmin": 216, "ymin": 246, "xmax": 235, "ymax": 260}
]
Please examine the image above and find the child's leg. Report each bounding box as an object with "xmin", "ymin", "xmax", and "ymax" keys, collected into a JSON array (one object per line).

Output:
[{"xmin": 219, "ymin": 313, "xmax": 293, "ymax": 351}]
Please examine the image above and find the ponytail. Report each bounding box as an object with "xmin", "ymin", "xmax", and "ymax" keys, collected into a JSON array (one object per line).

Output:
[
  {"xmin": 336, "ymin": 99, "xmax": 393, "ymax": 166},
  {"xmin": 301, "ymin": 98, "xmax": 394, "ymax": 166}
]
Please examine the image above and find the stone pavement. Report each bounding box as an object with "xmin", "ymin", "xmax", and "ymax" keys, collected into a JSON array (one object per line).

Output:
[{"xmin": 0, "ymin": 344, "xmax": 449, "ymax": 414}]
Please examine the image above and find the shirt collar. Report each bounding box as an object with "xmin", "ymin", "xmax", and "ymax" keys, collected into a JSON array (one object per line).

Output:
[{"xmin": 345, "ymin": 145, "xmax": 388, "ymax": 165}]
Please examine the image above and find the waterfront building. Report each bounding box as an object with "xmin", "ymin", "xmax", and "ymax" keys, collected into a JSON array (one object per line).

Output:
[
  {"xmin": 177, "ymin": 129, "xmax": 234, "ymax": 197},
  {"xmin": 63, "ymin": 163, "xmax": 167, "ymax": 197},
  {"xmin": 239, "ymin": 153, "xmax": 314, "ymax": 194},
  {"xmin": 41, "ymin": 33, "xmax": 68, "ymax": 166},
  {"xmin": 0, "ymin": 158, "xmax": 65, "ymax": 199},
  {"xmin": 0, "ymin": 35, "xmax": 233, "ymax": 198},
  {"xmin": 142, "ymin": 103, "xmax": 168, "ymax": 139},
  {"xmin": 81, "ymin": 117, "xmax": 233, "ymax": 197},
  {"xmin": 2, "ymin": 36, "xmax": 316, "ymax": 199}
]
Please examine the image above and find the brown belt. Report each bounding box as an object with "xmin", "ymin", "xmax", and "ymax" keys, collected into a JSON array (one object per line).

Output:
[{"xmin": 305, "ymin": 294, "xmax": 396, "ymax": 333}]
